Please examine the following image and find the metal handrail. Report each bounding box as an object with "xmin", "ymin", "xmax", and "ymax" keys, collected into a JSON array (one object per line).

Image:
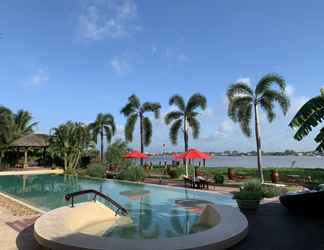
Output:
[{"xmin": 65, "ymin": 189, "xmax": 128, "ymax": 216}]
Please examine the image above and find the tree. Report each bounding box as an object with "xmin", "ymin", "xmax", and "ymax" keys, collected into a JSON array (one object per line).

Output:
[
  {"xmin": 89, "ymin": 113, "xmax": 116, "ymax": 163},
  {"xmin": 289, "ymin": 87, "xmax": 324, "ymax": 152},
  {"xmin": 0, "ymin": 107, "xmax": 37, "ymax": 167},
  {"xmin": 164, "ymin": 93, "xmax": 207, "ymax": 152},
  {"xmin": 227, "ymin": 74, "xmax": 290, "ymax": 183},
  {"xmin": 49, "ymin": 121, "xmax": 93, "ymax": 173},
  {"xmin": 106, "ymin": 139, "xmax": 129, "ymax": 166},
  {"xmin": 121, "ymin": 95, "xmax": 161, "ymax": 165}
]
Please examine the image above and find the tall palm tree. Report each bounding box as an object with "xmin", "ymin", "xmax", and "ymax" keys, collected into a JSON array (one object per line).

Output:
[
  {"xmin": 89, "ymin": 113, "xmax": 116, "ymax": 163},
  {"xmin": 289, "ymin": 87, "xmax": 324, "ymax": 151},
  {"xmin": 164, "ymin": 93, "xmax": 207, "ymax": 153},
  {"xmin": 226, "ymin": 73, "xmax": 290, "ymax": 183},
  {"xmin": 121, "ymin": 95, "xmax": 161, "ymax": 165}
]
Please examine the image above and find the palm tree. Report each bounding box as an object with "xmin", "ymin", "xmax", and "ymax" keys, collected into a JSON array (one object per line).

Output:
[
  {"xmin": 121, "ymin": 95, "xmax": 161, "ymax": 165},
  {"xmin": 226, "ymin": 74, "xmax": 290, "ymax": 183},
  {"xmin": 89, "ymin": 113, "xmax": 116, "ymax": 163},
  {"xmin": 289, "ymin": 87, "xmax": 324, "ymax": 151},
  {"xmin": 13, "ymin": 110, "xmax": 38, "ymax": 137},
  {"xmin": 49, "ymin": 121, "xmax": 93, "ymax": 172},
  {"xmin": 164, "ymin": 93, "xmax": 207, "ymax": 153},
  {"xmin": 0, "ymin": 108, "xmax": 37, "ymax": 167}
]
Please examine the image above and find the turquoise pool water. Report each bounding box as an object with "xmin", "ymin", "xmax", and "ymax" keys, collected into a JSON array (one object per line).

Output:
[{"xmin": 0, "ymin": 174, "xmax": 235, "ymax": 239}]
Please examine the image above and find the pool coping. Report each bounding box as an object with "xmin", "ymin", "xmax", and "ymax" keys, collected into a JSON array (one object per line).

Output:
[{"xmin": 0, "ymin": 191, "xmax": 46, "ymax": 214}]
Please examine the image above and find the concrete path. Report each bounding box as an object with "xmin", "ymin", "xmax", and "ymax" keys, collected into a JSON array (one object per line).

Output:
[{"xmin": 0, "ymin": 169, "xmax": 63, "ymax": 176}]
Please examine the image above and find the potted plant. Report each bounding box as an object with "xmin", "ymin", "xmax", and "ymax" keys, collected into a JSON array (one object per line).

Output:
[
  {"xmin": 233, "ymin": 180, "xmax": 264, "ymax": 211},
  {"xmin": 227, "ymin": 168, "xmax": 236, "ymax": 180},
  {"xmin": 271, "ymin": 169, "xmax": 280, "ymax": 183}
]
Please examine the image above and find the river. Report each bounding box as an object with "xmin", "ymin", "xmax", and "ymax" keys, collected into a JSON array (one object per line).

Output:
[{"xmin": 146, "ymin": 156, "xmax": 324, "ymax": 168}]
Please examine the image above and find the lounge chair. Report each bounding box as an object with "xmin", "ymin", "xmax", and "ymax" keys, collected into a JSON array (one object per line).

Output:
[{"xmin": 279, "ymin": 190, "xmax": 324, "ymax": 215}]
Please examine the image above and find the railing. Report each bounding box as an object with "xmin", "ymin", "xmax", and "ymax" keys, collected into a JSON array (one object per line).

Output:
[{"xmin": 65, "ymin": 189, "xmax": 128, "ymax": 216}]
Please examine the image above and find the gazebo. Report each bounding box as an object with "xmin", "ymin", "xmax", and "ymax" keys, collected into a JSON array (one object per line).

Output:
[{"xmin": 10, "ymin": 133, "xmax": 49, "ymax": 168}]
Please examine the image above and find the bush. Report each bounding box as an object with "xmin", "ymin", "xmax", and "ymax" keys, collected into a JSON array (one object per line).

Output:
[
  {"xmin": 214, "ymin": 174, "xmax": 225, "ymax": 184},
  {"xmin": 117, "ymin": 162, "xmax": 145, "ymax": 182},
  {"xmin": 167, "ymin": 167, "xmax": 182, "ymax": 179},
  {"xmin": 87, "ymin": 163, "xmax": 106, "ymax": 178},
  {"xmin": 233, "ymin": 179, "xmax": 263, "ymax": 201},
  {"xmin": 261, "ymin": 185, "xmax": 283, "ymax": 198},
  {"xmin": 106, "ymin": 140, "xmax": 128, "ymax": 166}
]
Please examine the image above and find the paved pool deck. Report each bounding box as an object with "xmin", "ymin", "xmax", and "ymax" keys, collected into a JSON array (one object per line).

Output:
[{"xmin": 0, "ymin": 168, "xmax": 63, "ymax": 176}]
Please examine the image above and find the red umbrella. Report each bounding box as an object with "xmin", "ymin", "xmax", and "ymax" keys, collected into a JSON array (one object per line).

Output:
[
  {"xmin": 173, "ymin": 148, "xmax": 212, "ymax": 176},
  {"xmin": 173, "ymin": 148, "xmax": 212, "ymax": 160},
  {"xmin": 124, "ymin": 151, "xmax": 149, "ymax": 159}
]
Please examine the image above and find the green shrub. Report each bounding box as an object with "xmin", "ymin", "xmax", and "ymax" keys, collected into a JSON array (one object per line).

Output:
[
  {"xmin": 87, "ymin": 163, "xmax": 106, "ymax": 178},
  {"xmin": 261, "ymin": 185, "xmax": 283, "ymax": 198},
  {"xmin": 233, "ymin": 179, "xmax": 263, "ymax": 201},
  {"xmin": 117, "ymin": 162, "xmax": 145, "ymax": 182},
  {"xmin": 167, "ymin": 168, "xmax": 182, "ymax": 179},
  {"xmin": 214, "ymin": 174, "xmax": 225, "ymax": 184},
  {"xmin": 106, "ymin": 140, "xmax": 128, "ymax": 166}
]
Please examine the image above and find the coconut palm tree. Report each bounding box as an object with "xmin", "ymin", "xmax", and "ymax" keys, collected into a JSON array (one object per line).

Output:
[
  {"xmin": 289, "ymin": 87, "xmax": 324, "ymax": 151},
  {"xmin": 89, "ymin": 113, "xmax": 116, "ymax": 163},
  {"xmin": 226, "ymin": 74, "xmax": 290, "ymax": 183},
  {"xmin": 164, "ymin": 93, "xmax": 207, "ymax": 153},
  {"xmin": 120, "ymin": 95, "xmax": 161, "ymax": 165},
  {"xmin": 13, "ymin": 110, "xmax": 38, "ymax": 137}
]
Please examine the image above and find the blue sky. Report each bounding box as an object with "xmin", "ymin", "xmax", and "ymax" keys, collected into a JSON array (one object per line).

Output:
[{"xmin": 0, "ymin": 0, "xmax": 323, "ymax": 152}]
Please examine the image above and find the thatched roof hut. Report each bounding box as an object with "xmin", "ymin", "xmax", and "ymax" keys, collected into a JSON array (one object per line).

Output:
[{"xmin": 10, "ymin": 133, "xmax": 49, "ymax": 148}]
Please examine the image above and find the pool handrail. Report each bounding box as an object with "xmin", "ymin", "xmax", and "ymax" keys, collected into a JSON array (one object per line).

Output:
[{"xmin": 65, "ymin": 189, "xmax": 128, "ymax": 216}]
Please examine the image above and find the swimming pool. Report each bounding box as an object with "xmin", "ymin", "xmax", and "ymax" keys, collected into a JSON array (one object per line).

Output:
[{"xmin": 0, "ymin": 174, "xmax": 236, "ymax": 239}]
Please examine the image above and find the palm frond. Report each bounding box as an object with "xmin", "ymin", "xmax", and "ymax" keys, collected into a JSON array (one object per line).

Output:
[
  {"xmin": 255, "ymin": 73, "xmax": 285, "ymax": 95},
  {"xmin": 186, "ymin": 93, "xmax": 207, "ymax": 113},
  {"xmin": 169, "ymin": 119, "xmax": 182, "ymax": 145},
  {"xmin": 125, "ymin": 113, "xmax": 138, "ymax": 142},
  {"xmin": 143, "ymin": 117, "xmax": 152, "ymax": 146},
  {"xmin": 121, "ymin": 102, "xmax": 137, "ymax": 116},
  {"xmin": 238, "ymin": 103, "xmax": 253, "ymax": 137},
  {"xmin": 226, "ymin": 83, "xmax": 253, "ymax": 100},
  {"xmin": 261, "ymin": 90, "xmax": 290, "ymax": 115},
  {"xmin": 128, "ymin": 94, "xmax": 141, "ymax": 109},
  {"xmin": 315, "ymin": 127, "xmax": 324, "ymax": 152},
  {"xmin": 188, "ymin": 116, "xmax": 200, "ymax": 139},
  {"xmin": 142, "ymin": 102, "xmax": 161, "ymax": 118},
  {"xmin": 289, "ymin": 95, "xmax": 324, "ymax": 140},
  {"xmin": 227, "ymin": 96, "xmax": 253, "ymax": 122},
  {"xmin": 169, "ymin": 95, "xmax": 185, "ymax": 111},
  {"xmin": 164, "ymin": 111, "xmax": 183, "ymax": 125},
  {"xmin": 259, "ymin": 97, "xmax": 275, "ymax": 122}
]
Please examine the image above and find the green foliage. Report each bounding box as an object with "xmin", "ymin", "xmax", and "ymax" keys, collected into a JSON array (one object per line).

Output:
[
  {"xmin": 261, "ymin": 185, "xmax": 283, "ymax": 198},
  {"xmin": 87, "ymin": 163, "xmax": 106, "ymax": 178},
  {"xmin": 121, "ymin": 95, "xmax": 161, "ymax": 150},
  {"xmin": 165, "ymin": 93, "xmax": 207, "ymax": 147},
  {"xmin": 106, "ymin": 139, "xmax": 128, "ymax": 166},
  {"xmin": 289, "ymin": 90, "xmax": 324, "ymax": 152},
  {"xmin": 167, "ymin": 167, "xmax": 182, "ymax": 179},
  {"xmin": 117, "ymin": 162, "xmax": 145, "ymax": 181},
  {"xmin": 233, "ymin": 179, "xmax": 263, "ymax": 201},
  {"xmin": 49, "ymin": 121, "xmax": 93, "ymax": 172},
  {"xmin": 214, "ymin": 174, "xmax": 225, "ymax": 184}
]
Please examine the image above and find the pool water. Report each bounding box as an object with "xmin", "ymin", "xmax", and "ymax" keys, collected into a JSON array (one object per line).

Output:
[{"xmin": 0, "ymin": 174, "xmax": 235, "ymax": 239}]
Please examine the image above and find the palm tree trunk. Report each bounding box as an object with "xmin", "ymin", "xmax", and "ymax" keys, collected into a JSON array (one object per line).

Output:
[
  {"xmin": 140, "ymin": 113, "xmax": 144, "ymax": 166},
  {"xmin": 183, "ymin": 117, "xmax": 189, "ymax": 176},
  {"xmin": 254, "ymin": 102, "xmax": 264, "ymax": 183},
  {"xmin": 100, "ymin": 124, "xmax": 104, "ymax": 163}
]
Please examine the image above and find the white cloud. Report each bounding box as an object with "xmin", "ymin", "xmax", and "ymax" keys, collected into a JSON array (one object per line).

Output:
[
  {"xmin": 236, "ymin": 77, "xmax": 251, "ymax": 86},
  {"xmin": 30, "ymin": 69, "xmax": 49, "ymax": 86},
  {"xmin": 285, "ymin": 84, "xmax": 295, "ymax": 97},
  {"xmin": 79, "ymin": 0, "xmax": 141, "ymax": 40},
  {"xmin": 110, "ymin": 56, "xmax": 130, "ymax": 75},
  {"xmin": 215, "ymin": 120, "xmax": 234, "ymax": 137}
]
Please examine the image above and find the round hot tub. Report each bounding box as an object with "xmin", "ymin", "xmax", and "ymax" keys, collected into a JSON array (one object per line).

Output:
[{"xmin": 34, "ymin": 201, "xmax": 248, "ymax": 250}]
